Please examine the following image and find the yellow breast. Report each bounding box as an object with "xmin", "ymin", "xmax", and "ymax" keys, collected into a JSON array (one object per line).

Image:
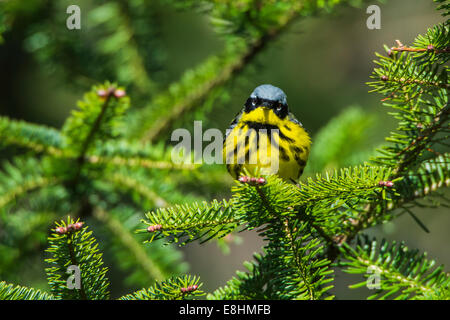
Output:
[{"xmin": 223, "ymin": 107, "xmax": 311, "ymax": 181}]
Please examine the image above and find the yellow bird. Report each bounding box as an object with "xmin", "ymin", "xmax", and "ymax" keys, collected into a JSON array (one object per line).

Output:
[{"xmin": 223, "ymin": 84, "xmax": 311, "ymax": 181}]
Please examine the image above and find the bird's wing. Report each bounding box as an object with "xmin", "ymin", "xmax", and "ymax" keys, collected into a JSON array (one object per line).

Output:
[
  {"xmin": 287, "ymin": 112, "xmax": 305, "ymax": 129},
  {"xmin": 224, "ymin": 109, "xmax": 244, "ymax": 142}
]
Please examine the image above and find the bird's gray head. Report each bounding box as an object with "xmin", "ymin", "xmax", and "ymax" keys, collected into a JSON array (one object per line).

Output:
[
  {"xmin": 244, "ymin": 84, "xmax": 289, "ymax": 118},
  {"xmin": 250, "ymin": 84, "xmax": 287, "ymax": 105}
]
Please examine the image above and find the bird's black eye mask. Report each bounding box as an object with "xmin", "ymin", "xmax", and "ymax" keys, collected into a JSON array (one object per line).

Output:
[{"xmin": 244, "ymin": 97, "xmax": 289, "ymax": 118}]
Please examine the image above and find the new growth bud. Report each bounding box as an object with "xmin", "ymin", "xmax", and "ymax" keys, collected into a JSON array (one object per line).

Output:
[
  {"xmin": 238, "ymin": 176, "xmax": 266, "ymax": 186},
  {"xmin": 384, "ymin": 181, "xmax": 394, "ymax": 187},
  {"xmin": 55, "ymin": 226, "xmax": 67, "ymax": 234},
  {"xmin": 97, "ymin": 87, "xmax": 125, "ymax": 98},
  {"xmin": 181, "ymin": 284, "xmax": 198, "ymax": 293},
  {"xmin": 97, "ymin": 89, "xmax": 107, "ymax": 97},
  {"xmin": 378, "ymin": 180, "xmax": 394, "ymax": 187},
  {"xmin": 238, "ymin": 176, "xmax": 249, "ymax": 183},
  {"xmin": 54, "ymin": 221, "xmax": 84, "ymax": 235},
  {"xmin": 147, "ymin": 224, "xmax": 163, "ymax": 232},
  {"xmin": 114, "ymin": 89, "xmax": 126, "ymax": 98}
]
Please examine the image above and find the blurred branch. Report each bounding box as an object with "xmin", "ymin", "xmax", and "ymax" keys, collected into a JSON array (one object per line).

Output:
[
  {"xmin": 92, "ymin": 207, "xmax": 166, "ymax": 281},
  {"xmin": 137, "ymin": 3, "xmax": 303, "ymax": 143},
  {"xmin": 104, "ymin": 172, "xmax": 169, "ymax": 208},
  {"xmin": 115, "ymin": 0, "xmax": 159, "ymax": 94},
  {"xmin": 0, "ymin": 176, "xmax": 59, "ymax": 210},
  {"xmin": 87, "ymin": 154, "xmax": 197, "ymax": 170}
]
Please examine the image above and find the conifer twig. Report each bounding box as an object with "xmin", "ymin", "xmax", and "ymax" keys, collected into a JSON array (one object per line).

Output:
[
  {"xmin": 390, "ymin": 40, "xmax": 450, "ymax": 54},
  {"xmin": 70, "ymin": 88, "xmax": 116, "ymax": 188},
  {"xmin": 66, "ymin": 232, "xmax": 88, "ymax": 300},
  {"xmin": 92, "ymin": 207, "xmax": 166, "ymax": 281},
  {"xmin": 393, "ymin": 103, "xmax": 449, "ymax": 176}
]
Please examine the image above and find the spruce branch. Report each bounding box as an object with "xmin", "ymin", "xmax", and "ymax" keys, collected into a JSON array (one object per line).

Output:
[
  {"xmin": 339, "ymin": 235, "xmax": 450, "ymax": 300},
  {"xmin": 92, "ymin": 207, "xmax": 166, "ymax": 282},
  {"xmin": 0, "ymin": 158, "xmax": 60, "ymax": 211},
  {"xmin": 0, "ymin": 176, "xmax": 58, "ymax": 211},
  {"xmin": 88, "ymin": 1, "xmax": 156, "ymax": 94},
  {"xmin": 379, "ymin": 74, "xmax": 449, "ymax": 89},
  {"xmin": 85, "ymin": 139, "xmax": 199, "ymax": 171},
  {"xmin": 103, "ymin": 172, "xmax": 169, "ymax": 208},
  {"xmin": 340, "ymin": 154, "xmax": 450, "ymax": 251},
  {"xmin": 88, "ymin": 1, "xmax": 160, "ymax": 95},
  {"xmin": 207, "ymin": 252, "xmax": 274, "ymax": 300},
  {"xmin": 0, "ymin": 116, "xmax": 63, "ymax": 156},
  {"xmin": 45, "ymin": 217, "xmax": 110, "ymax": 300},
  {"xmin": 390, "ymin": 41, "xmax": 450, "ymax": 54},
  {"xmin": 61, "ymin": 83, "xmax": 130, "ymax": 183},
  {"xmin": 118, "ymin": 275, "xmax": 204, "ymax": 300},
  {"xmin": 2, "ymin": 218, "xmax": 202, "ymax": 300},
  {"xmin": 87, "ymin": 154, "xmax": 197, "ymax": 171},
  {"xmin": 232, "ymin": 176, "xmax": 334, "ymax": 300},
  {"xmin": 139, "ymin": 199, "xmax": 241, "ymax": 245},
  {"xmin": 392, "ymin": 103, "xmax": 449, "ymax": 176},
  {"xmin": 73, "ymin": 88, "xmax": 120, "ymax": 182},
  {"xmin": 0, "ymin": 281, "xmax": 54, "ymax": 300}
]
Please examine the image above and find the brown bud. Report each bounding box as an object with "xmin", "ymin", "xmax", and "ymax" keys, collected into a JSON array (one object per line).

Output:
[
  {"xmin": 384, "ymin": 181, "xmax": 394, "ymax": 187},
  {"xmin": 256, "ymin": 177, "xmax": 266, "ymax": 185},
  {"xmin": 181, "ymin": 284, "xmax": 198, "ymax": 293},
  {"xmin": 378, "ymin": 180, "xmax": 394, "ymax": 187},
  {"xmin": 55, "ymin": 226, "xmax": 67, "ymax": 234},
  {"xmin": 114, "ymin": 89, "xmax": 126, "ymax": 98},
  {"xmin": 238, "ymin": 176, "xmax": 249, "ymax": 183},
  {"xmin": 97, "ymin": 89, "xmax": 107, "ymax": 97},
  {"xmin": 73, "ymin": 222, "xmax": 84, "ymax": 230},
  {"xmin": 147, "ymin": 224, "xmax": 163, "ymax": 232},
  {"xmin": 427, "ymin": 44, "xmax": 434, "ymax": 52},
  {"xmin": 381, "ymin": 75, "xmax": 388, "ymax": 81}
]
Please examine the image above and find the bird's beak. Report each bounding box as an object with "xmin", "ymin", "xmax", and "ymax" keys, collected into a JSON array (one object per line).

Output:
[
  {"xmin": 259, "ymin": 101, "xmax": 271, "ymax": 109},
  {"xmin": 262, "ymin": 108, "xmax": 271, "ymax": 118}
]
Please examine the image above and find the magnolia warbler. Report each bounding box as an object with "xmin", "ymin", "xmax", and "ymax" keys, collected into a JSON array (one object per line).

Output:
[{"xmin": 223, "ymin": 84, "xmax": 311, "ymax": 181}]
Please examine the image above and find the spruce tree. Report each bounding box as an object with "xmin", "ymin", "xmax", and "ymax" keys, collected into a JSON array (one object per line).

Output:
[{"xmin": 0, "ymin": 0, "xmax": 448, "ymax": 300}]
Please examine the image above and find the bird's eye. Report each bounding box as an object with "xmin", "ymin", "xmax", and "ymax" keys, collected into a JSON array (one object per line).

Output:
[
  {"xmin": 245, "ymin": 98, "xmax": 257, "ymax": 112},
  {"xmin": 276, "ymin": 103, "xmax": 282, "ymax": 112},
  {"xmin": 252, "ymin": 98, "xmax": 258, "ymax": 107}
]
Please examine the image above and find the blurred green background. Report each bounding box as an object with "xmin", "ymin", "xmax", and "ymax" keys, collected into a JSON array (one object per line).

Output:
[{"xmin": 0, "ymin": 0, "xmax": 448, "ymax": 299}]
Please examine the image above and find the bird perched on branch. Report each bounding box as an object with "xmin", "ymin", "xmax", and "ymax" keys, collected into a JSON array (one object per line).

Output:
[{"xmin": 223, "ymin": 84, "xmax": 311, "ymax": 181}]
